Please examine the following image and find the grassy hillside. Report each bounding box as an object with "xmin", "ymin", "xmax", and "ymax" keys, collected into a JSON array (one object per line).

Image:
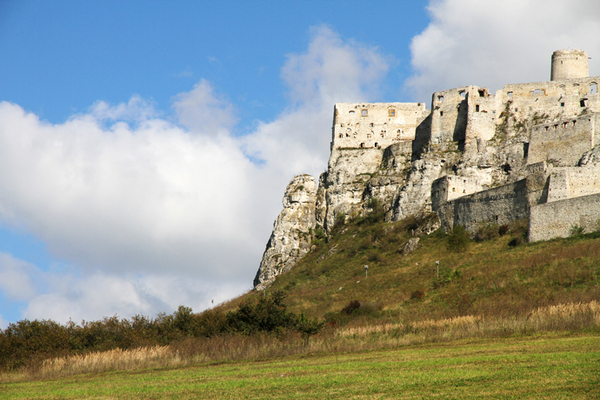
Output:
[
  {"xmin": 221, "ymin": 211, "xmax": 600, "ymax": 327},
  {"xmin": 2, "ymin": 210, "xmax": 599, "ymax": 380}
]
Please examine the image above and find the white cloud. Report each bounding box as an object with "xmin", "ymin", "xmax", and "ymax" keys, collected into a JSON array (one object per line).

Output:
[
  {"xmin": 0, "ymin": 252, "xmax": 38, "ymax": 301},
  {"xmin": 407, "ymin": 0, "xmax": 600, "ymax": 101},
  {"xmin": 244, "ymin": 25, "xmax": 389, "ymax": 178},
  {"xmin": 0, "ymin": 26, "xmax": 390, "ymax": 324},
  {"xmin": 172, "ymin": 79, "xmax": 237, "ymax": 135}
]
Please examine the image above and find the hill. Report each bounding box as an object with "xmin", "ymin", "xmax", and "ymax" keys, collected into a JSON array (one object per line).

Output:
[{"xmin": 221, "ymin": 211, "xmax": 599, "ymax": 330}]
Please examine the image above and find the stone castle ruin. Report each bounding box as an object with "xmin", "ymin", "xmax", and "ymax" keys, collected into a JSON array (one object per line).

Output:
[{"xmin": 254, "ymin": 49, "xmax": 600, "ymax": 290}]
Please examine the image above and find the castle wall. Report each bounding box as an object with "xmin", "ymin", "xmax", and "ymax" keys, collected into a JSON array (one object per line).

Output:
[
  {"xmin": 546, "ymin": 166, "xmax": 600, "ymax": 202},
  {"xmin": 431, "ymin": 175, "xmax": 489, "ymax": 211},
  {"xmin": 435, "ymin": 179, "xmax": 530, "ymax": 233},
  {"xmin": 496, "ymin": 78, "xmax": 600, "ymax": 125},
  {"xmin": 528, "ymin": 114, "xmax": 598, "ymax": 166},
  {"xmin": 528, "ymin": 193, "xmax": 600, "ymax": 242},
  {"xmin": 430, "ymin": 87, "xmax": 468, "ymax": 144},
  {"xmin": 331, "ymin": 103, "xmax": 428, "ymax": 150}
]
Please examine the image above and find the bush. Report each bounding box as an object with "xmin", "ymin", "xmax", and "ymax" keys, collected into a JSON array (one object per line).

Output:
[
  {"xmin": 410, "ymin": 289, "xmax": 425, "ymax": 301},
  {"xmin": 447, "ymin": 225, "xmax": 470, "ymax": 252},
  {"xmin": 341, "ymin": 300, "xmax": 361, "ymax": 315}
]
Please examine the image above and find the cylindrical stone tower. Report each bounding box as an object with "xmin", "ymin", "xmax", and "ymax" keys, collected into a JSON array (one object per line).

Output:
[{"xmin": 551, "ymin": 49, "xmax": 589, "ymax": 81}]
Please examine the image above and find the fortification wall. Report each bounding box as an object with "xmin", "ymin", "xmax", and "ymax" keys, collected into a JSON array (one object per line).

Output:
[
  {"xmin": 528, "ymin": 113, "xmax": 598, "ymax": 166},
  {"xmin": 435, "ymin": 179, "xmax": 530, "ymax": 233},
  {"xmin": 528, "ymin": 193, "xmax": 600, "ymax": 242},
  {"xmin": 431, "ymin": 175, "xmax": 489, "ymax": 210},
  {"xmin": 546, "ymin": 166, "xmax": 600, "ymax": 202},
  {"xmin": 496, "ymin": 78, "xmax": 600, "ymax": 124},
  {"xmin": 430, "ymin": 87, "xmax": 468, "ymax": 144},
  {"xmin": 331, "ymin": 103, "xmax": 428, "ymax": 150}
]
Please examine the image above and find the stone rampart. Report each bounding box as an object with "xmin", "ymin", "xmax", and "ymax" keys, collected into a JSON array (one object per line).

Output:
[
  {"xmin": 528, "ymin": 114, "xmax": 598, "ymax": 166},
  {"xmin": 331, "ymin": 103, "xmax": 428, "ymax": 150},
  {"xmin": 528, "ymin": 193, "xmax": 600, "ymax": 242},
  {"xmin": 435, "ymin": 179, "xmax": 529, "ymax": 233},
  {"xmin": 546, "ymin": 166, "xmax": 600, "ymax": 202}
]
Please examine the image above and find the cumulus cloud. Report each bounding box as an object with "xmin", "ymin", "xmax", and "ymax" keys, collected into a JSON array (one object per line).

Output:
[
  {"xmin": 0, "ymin": 25, "xmax": 389, "ymax": 325},
  {"xmin": 407, "ymin": 0, "xmax": 600, "ymax": 101},
  {"xmin": 244, "ymin": 25, "xmax": 389, "ymax": 177},
  {"xmin": 172, "ymin": 79, "xmax": 237, "ymax": 135},
  {"xmin": 0, "ymin": 252, "xmax": 39, "ymax": 301}
]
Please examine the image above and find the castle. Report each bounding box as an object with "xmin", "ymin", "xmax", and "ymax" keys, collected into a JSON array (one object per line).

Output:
[{"xmin": 254, "ymin": 49, "xmax": 600, "ymax": 289}]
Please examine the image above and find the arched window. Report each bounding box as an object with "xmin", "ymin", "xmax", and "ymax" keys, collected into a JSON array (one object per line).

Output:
[
  {"xmin": 591, "ymin": 83, "xmax": 598, "ymax": 95},
  {"xmin": 349, "ymin": 110, "xmax": 355, "ymax": 114}
]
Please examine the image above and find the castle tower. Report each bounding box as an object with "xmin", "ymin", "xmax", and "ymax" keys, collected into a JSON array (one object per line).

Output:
[{"xmin": 551, "ymin": 49, "xmax": 588, "ymax": 81}]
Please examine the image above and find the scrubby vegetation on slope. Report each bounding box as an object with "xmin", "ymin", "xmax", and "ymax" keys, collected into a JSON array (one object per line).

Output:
[{"xmin": 1, "ymin": 210, "xmax": 599, "ymax": 379}]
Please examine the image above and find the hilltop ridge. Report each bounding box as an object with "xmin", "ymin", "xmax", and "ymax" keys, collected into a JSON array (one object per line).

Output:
[{"xmin": 255, "ymin": 48, "xmax": 600, "ymax": 290}]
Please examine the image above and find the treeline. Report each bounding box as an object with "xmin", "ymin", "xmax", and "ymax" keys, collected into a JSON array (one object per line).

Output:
[{"xmin": 0, "ymin": 291, "xmax": 321, "ymax": 371}]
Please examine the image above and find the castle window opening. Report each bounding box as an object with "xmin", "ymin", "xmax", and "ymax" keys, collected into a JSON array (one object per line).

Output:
[
  {"xmin": 460, "ymin": 90, "xmax": 466, "ymax": 99},
  {"xmin": 360, "ymin": 143, "xmax": 365, "ymax": 148},
  {"xmin": 478, "ymin": 90, "xmax": 485, "ymax": 97},
  {"xmin": 507, "ymin": 91, "xmax": 513, "ymax": 97},
  {"xmin": 475, "ymin": 105, "xmax": 480, "ymax": 112},
  {"xmin": 591, "ymin": 83, "xmax": 598, "ymax": 94},
  {"xmin": 374, "ymin": 142, "xmax": 379, "ymax": 148},
  {"xmin": 562, "ymin": 122, "xmax": 568, "ymax": 128},
  {"xmin": 369, "ymin": 123, "xmax": 374, "ymax": 127},
  {"xmin": 580, "ymin": 99, "xmax": 587, "ymax": 107},
  {"xmin": 440, "ymin": 111, "xmax": 444, "ymax": 116},
  {"xmin": 438, "ymin": 95, "xmax": 444, "ymax": 102},
  {"xmin": 349, "ymin": 110, "xmax": 355, "ymax": 114},
  {"xmin": 389, "ymin": 109, "xmax": 396, "ymax": 116},
  {"xmin": 573, "ymin": 120, "xmax": 577, "ymax": 125},
  {"xmin": 529, "ymin": 107, "xmax": 532, "ymax": 111},
  {"xmin": 560, "ymin": 102, "xmax": 565, "ymax": 107},
  {"xmin": 545, "ymin": 126, "xmax": 549, "ymax": 132},
  {"xmin": 361, "ymin": 109, "xmax": 368, "ymax": 116},
  {"xmin": 515, "ymin": 108, "xmax": 518, "ymax": 112}
]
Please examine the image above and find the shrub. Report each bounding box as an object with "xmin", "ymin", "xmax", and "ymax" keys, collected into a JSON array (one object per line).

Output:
[
  {"xmin": 475, "ymin": 224, "xmax": 500, "ymax": 242},
  {"xmin": 447, "ymin": 225, "xmax": 470, "ymax": 252},
  {"xmin": 570, "ymin": 225, "xmax": 584, "ymax": 236},
  {"xmin": 341, "ymin": 300, "xmax": 361, "ymax": 315},
  {"xmin": 410, "ymin": 289, "xmax": 425, "ymax": 301}
]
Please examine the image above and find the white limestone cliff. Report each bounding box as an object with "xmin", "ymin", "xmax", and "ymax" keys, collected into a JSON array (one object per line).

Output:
[{"xmin": 253, "ymin": 174, "xmax": 318, "ymax": 290}]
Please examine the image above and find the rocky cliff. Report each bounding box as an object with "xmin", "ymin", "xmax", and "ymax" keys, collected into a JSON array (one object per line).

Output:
[{"xmin": 253, "ymin": 49, "xmax": 600, "ymax": 290}]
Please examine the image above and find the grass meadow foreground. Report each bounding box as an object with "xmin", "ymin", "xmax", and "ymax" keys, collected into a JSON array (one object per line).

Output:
[{"xmin": 1, "ymin": 333, "xmax": 598, "ymax": 399}]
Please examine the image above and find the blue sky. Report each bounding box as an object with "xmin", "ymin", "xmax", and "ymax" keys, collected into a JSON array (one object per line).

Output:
[{"xmin": 0, "ymin": 0, "xmax": 599, "ymax": 328}]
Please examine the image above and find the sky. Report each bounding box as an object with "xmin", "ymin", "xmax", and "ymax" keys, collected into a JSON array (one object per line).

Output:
[{"xmin": 0, "ymin": 0, "xmax": 599, "ymax": 329}]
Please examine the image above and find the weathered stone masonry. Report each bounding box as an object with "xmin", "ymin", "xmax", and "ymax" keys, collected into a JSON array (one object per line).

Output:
[{"xmin": 254, "ymin": 49, "xmax": 600, "ymax": 289}]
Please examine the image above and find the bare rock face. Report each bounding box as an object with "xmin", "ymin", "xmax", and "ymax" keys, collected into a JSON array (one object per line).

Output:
[{"xmin": 253, "ymin": 175, "xmax": 318, "ymax": 290}]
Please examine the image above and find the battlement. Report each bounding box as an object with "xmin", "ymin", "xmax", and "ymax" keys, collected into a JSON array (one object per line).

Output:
[
  {"xmin": 331, "ymin": 102, "xmax": 428, "ymax": 150},
  {"xmin": 528, "ymin": 113, "xmax": 599, "ymax": 166}
]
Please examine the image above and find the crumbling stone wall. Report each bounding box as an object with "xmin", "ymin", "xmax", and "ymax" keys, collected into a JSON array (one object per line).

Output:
[
  {"xmin": 529, "ymin": 193, "xmax": 600, "ymax": 242},
  {"xmin": 528, "ymin": 113, "xmax": 598, "ymax": 166},
  {"xmin": 331, "ymin": 102, "xmax": 428, "ymax": 150}
]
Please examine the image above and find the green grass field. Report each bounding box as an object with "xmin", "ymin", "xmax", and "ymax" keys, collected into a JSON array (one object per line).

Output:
[{"xmin": 2, "ymin": 333, "xmax": 598, "ymax": 399}]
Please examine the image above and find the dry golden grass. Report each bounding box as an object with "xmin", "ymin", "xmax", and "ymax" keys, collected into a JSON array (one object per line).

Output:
[
  {"xmin": 39, "ymin": 346, "xmax": 174, "ymax": 377},
  {"xmin": 23, "ymin": 300, "xmax": 599, "ymax": 381}
]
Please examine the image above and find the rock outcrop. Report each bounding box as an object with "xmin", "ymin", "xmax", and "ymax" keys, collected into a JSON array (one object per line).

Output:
[
  {"xmin": 253, "ymin": 175, "xmax": 317, "ymax": 290},
  {"xmin": 254, "ymin": 49, "xmax": 600, "ymax": 289}
]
